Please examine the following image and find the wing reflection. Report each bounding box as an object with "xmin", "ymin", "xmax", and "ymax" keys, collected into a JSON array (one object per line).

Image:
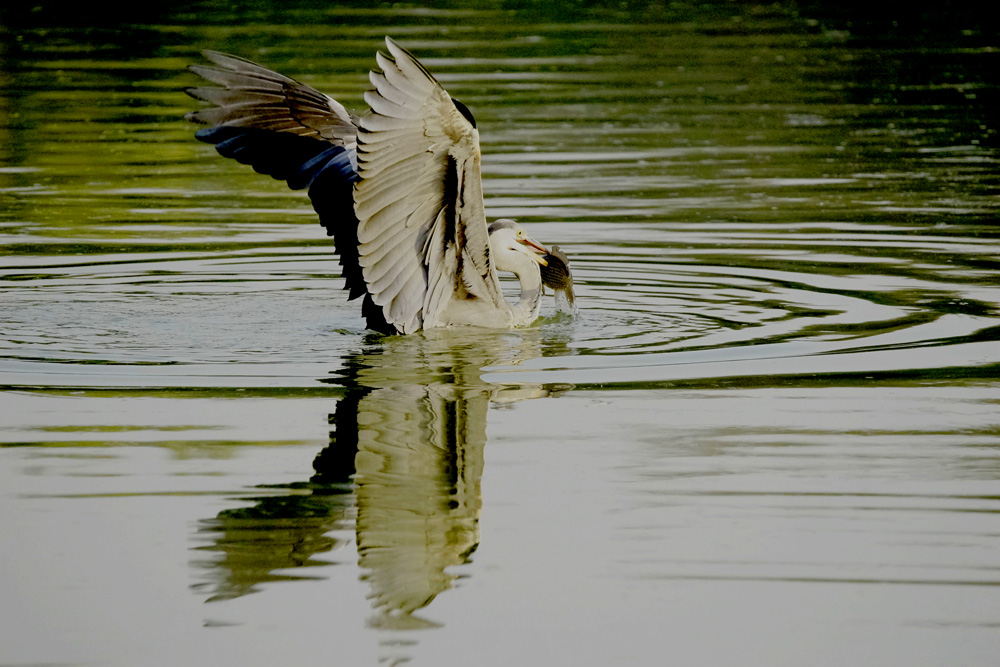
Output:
[
  {"xmin": 191, "ymin": 485, "xmax": 354, "ymax": 602},
  {"xmin": 348, "ymin": 369, "xmax": 489, "ymax": 620},
  {"xmin": 193, "ymin": 328, "xmax": 565, "ymax": 621},
  {"xmin": 324, "ymin": 330, "xmax": 551, "ymax": 625}
]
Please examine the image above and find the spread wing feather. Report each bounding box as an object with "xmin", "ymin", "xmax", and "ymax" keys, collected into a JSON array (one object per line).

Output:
[
  {"xmin": 185, "ymin": 51, "xmax": 395, "ymax": 334},
  {"xmin": 187, "ymin": 51, "xmax": 357, "ymax": 145},
  {"xmin": 354, "ymin": 38, "xmax": 504, "ymax": 334},
  {"xmin": 186, "ymin": 40, "xmax": 505, "ymax": 335}
]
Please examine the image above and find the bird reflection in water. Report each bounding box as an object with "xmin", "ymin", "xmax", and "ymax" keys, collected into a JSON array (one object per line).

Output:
[
  {"xmin": 190, "ymin": 460, "xmax": 355, "ymax": 602},
  {"xmin": 192, "ymin": 328, "xmax": 569, "ymax": 626}
]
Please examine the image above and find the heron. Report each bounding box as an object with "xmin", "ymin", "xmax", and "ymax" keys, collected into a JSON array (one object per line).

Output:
[{"xmin": 186, "ymin": 38, "xmax": 573, "ymax": 335}]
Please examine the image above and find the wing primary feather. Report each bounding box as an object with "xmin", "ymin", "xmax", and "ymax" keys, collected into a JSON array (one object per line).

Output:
[
  {"xmin": 368, "ymin": 71, "xmax": 416, "ymax": 107},
  {"xmin": 189, "ymin": 40, "xmax": 508, "ymax": 335},
  {"xmin": 363, "ymin": 90, "xmax": 422, "ymax": 119},
  {"xmin": 384, "ymin": 38, "xmax": 439, "ymax": 88},
  {"xmin": 187, "ymin": 53, "xmax": 397, "ymax": 334},
  {"xmin": 374, "ymin": 51, "xmax": 431, "ymax": 98}
]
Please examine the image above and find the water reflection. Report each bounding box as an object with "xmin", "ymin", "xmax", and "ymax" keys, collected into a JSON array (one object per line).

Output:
[
  {"xmin": 192, "ymin": 486, "xmax": 353, "ymax": 602},
  {"xmin": 194, "ymin": 328, "xmax": 560, "ymax": 623}
]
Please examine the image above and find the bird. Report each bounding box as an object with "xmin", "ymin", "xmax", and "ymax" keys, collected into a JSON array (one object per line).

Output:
[{"xmin": 185, "ymin": 38, "xmax": 571, "ymax": 335}]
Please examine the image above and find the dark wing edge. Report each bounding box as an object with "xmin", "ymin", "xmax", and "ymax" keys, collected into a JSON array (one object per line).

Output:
[{"xmin": 185, "ymin": 52, "xmax": 394, "ymax": 334}]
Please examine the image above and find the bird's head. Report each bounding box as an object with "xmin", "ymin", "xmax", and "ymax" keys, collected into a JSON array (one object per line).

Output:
[{"xmin": 488, "ymin": 219, "xmax": 549, "ymax": 272}]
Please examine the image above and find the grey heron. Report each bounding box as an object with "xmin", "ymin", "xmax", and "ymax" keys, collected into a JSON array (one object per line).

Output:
[{"xmin": 186, "ymin": 38, "xmax": 573, "ymax": 335}]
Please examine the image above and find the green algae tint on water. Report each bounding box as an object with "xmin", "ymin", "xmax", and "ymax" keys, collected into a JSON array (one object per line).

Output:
[{"xmin": 2, "ymin": 2, "xmax": 999, "ymax": 665}]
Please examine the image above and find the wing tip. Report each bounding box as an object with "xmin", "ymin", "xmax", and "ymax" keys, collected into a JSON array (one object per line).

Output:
[{"xmin": 381, "ymin": 37, "xmax": 437, "ymax": 84}]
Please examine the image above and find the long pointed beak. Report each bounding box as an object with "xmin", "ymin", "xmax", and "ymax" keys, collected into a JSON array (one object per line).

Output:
[{"xmin": 517, "ymin": 237, "xmax": 549, "ymax": 266}]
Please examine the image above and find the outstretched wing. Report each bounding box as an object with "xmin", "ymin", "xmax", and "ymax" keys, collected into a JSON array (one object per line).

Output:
[
  {"xmin": 185, "ymin": 51, "xmax": 393, "ymax": 333},
  {"xmin": 186, "ymin": 51, "xmax": 357, "ymax": 143},
  {"xmin": 353, "ymin": 38, "xmax": 505, "ymax": 334}
]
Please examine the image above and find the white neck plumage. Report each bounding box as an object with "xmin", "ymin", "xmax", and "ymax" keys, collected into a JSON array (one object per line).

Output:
[{"xmin": 508, "ymin": 255, "xmax": 543, "ymax": 326}]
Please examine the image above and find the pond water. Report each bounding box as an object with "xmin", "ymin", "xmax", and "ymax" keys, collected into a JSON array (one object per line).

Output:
[{"xmin": 1, "ymin": 2, "xmax": 999, "ymax": 665}]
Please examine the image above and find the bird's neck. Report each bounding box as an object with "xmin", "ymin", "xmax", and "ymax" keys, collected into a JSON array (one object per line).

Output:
[{"xmin": 510, "ymin": 260, "xmax": 543, "ymax": 326}]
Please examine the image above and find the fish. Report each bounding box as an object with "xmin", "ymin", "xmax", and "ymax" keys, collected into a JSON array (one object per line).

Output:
[{"xmin": 540, "ymin": 245, "xmax": 576, "ymax": 314}]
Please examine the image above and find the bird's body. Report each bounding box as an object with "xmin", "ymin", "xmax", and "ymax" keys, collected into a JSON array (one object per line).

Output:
[{"xmin": 186, "ymin": 38, "xmax": 567, "ymax": 335}]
